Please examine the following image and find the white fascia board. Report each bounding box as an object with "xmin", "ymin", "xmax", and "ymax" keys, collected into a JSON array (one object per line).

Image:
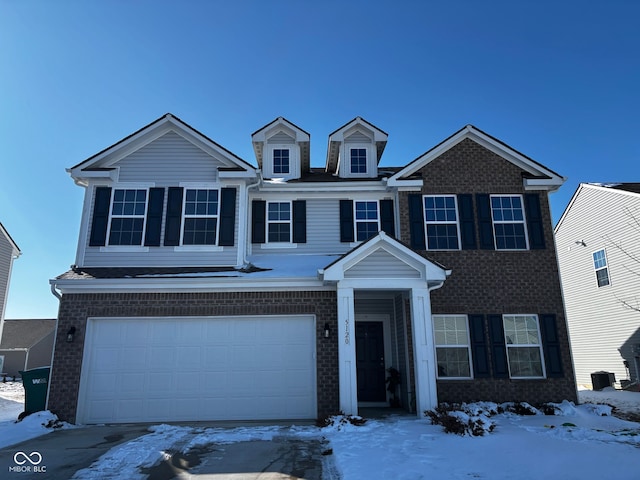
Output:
[
  {"xmin": 523, "ymin": 177, "xmax": 565, "ymax": 191},
  {"xmin": 385, "ymin": 178, "xmax": 423, "ymax": 189},
  {"xmin": 219, "ymin": 170, "xmax": 259, "ymax": 179},
  {"xmin": 51, "ymin": 276, "xmax": 330, "ymax": 294},
  {"xmin": 257, "ymin": 181, "xmax": 389, "ymax": 194}
]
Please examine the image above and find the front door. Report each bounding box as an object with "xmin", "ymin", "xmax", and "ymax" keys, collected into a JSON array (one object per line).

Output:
[{"xmin": 356, "ymin": 322, "xmax": 386, "ymax": 402}]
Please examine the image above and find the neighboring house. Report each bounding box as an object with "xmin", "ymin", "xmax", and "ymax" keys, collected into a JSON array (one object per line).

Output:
[
  {"xmin": 0, "ymin": 222, "xmax": 20, "ymax": 372},
  {"xmin": 48, "ymin": 114, "xmax": 576, "ymax": 424},
  {"xmin": 0, "ymin": 319, "xmax": 56, "ymax": 377},
  {"xmin": 555, "ymin": 183, "xmax": 640, "ymax": 388}
]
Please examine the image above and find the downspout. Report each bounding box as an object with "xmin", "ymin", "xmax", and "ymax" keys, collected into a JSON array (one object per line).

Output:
[
  {"xmin": 242, "ymin": 170, "xmax": 263, "ymax": 267},
  {"xmin": 45, "ymin": 281, "xmax": 63, "ymax": 413}
]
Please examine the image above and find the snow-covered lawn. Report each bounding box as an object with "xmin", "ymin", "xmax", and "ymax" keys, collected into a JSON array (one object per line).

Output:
[{"xmin": 1, "ymin": 382, "xmax": 639, "ymax": 479}]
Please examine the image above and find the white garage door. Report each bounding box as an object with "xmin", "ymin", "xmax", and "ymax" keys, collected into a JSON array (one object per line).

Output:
[{"xmin": 77, "ymin": 315, "xmax": 316, "ymax": 424}]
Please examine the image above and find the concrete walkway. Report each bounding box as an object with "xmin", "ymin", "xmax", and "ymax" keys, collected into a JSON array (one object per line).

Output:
[{"xmin": 0, "ymin": 424, "xmax": 333, "ymax": 479}]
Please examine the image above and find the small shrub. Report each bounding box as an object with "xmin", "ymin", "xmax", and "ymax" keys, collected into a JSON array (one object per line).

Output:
[
  {"xmin": 426, "ymin": 403, "xmax": 495, "ymax": 436},
  {"xmin": 317, "ymin": 413, "xmax": 367, "ymax": 428},
  {"xmin": 502, "ymin": 402, "xmax": 540, "ymax": 416}
]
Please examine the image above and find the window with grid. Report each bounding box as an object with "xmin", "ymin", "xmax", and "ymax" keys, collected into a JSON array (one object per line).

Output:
[
  {"xmin": 273, "ymin": 149, "xmax": 290, "ymax": 174},
  {"xmin": 355, "ymin": 201, "xmax": 379, "ymax": 241},
  {"xmin": 350, "ymin": 148, "xmax": 367, "ymax": 174},
  {"xmin": 433, "ymin": 315, "xmax": 472, "ymax": 378},
  {"xmin": 267, "ymin": 202, "xmax": 291, "ymax": 242},
  {"xmin": 491, "ymin": 195, "xmax": 528, "ymax": 249},
  {"xmin": 182, "ymin": 189, "xmax": 219, "ymax": 245},
  {"xmin": 424, "ymin": 195, "xmax": 460, "ymax": 250},
  {"xmin": 503, "ymin": 315, "xmax": 544, "ymax": 378},
  {"xmin": 593, "ymin": 249, "xmax": 610, "ymax": 287},
  {"xmin": 108, "ymin": 189, "xmax": 147, "ymax": 245}
]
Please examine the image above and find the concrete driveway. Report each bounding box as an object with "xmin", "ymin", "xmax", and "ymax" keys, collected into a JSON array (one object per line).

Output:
[{"xmin": 0, "ymin": 423, "xmax": 334, "ymax": 479}]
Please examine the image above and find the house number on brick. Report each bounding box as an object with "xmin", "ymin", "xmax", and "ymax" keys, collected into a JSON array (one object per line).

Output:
[{"xmin": 344, "ymin": 318, "xmax": 350, "ymax": 345}]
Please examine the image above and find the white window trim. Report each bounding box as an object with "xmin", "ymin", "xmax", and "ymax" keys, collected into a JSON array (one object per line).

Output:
[
  {"xmin": 349, "ymin": 145, "xmax": 368, "ymax": 175},
  {"xmin": 490, "ymin": 194, "xmax": 529, "ymax": 250},
  {"xmin": 105, "ymin": 187, "xmax": 149, "ymax": 247},
  {"xmin": 354, "ymin": 200, "xmax": 380, "ymax": 242},
  {"xmin": 272, "ymin": 147, "xmax": 291, "ymax": 175},
  {"xmin": 180, "ymin": 187, "xmax": 221, "ymax": 247},
  {"xmin": 423, "ymin": 195, "xmax": 462, "ymax": 251},
  {"xmin": 266, "ymin": 200, "xmax": 293, "ymax": 244},
  {"xmin": 503, "ymin": 314, "xmax": 546, "ymax": 379},
  {"xmin": 266, "ymin": 144, "xmax": 299, "ymax": 179},
  {"xmin": 592, "ymin": 248, "xmax": 611, "ymax": 288},
  {"xmin": 432, "ymin": 314, "xmax": 474, "ymax": 380}
]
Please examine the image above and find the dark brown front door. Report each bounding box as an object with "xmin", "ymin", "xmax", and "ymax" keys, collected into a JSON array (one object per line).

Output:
[{"xmin": 356, "ymin": 322, "xmax": 386, "ymax": 402}]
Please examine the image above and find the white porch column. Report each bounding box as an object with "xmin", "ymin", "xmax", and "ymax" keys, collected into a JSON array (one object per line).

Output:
[
  {"xmin": 410, "ymin": 287, "xmax": 438, "ymax": 416},
  {"xmin": 337, "ymin": 286, "xmax": 358, "ymax": 415}
]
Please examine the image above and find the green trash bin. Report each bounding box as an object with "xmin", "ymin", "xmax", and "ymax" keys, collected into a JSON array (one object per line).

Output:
[{"xmin": 19, "ymin": 367, "xmax": 51, "ymax": 414}]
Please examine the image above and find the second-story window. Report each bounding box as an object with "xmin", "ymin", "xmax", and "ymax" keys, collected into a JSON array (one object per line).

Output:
[
  {"xmin": 267, "ymin": 201, "xmax": 291, "ymax": 242},
  {"xmin": 424, "ymin": 195, "xmax": 460, "ymax": 250},
  {"xmin": 109, "ymin": 189, "xmax": 147, "ymax": 245},
  {"xmin": 593, "ymin": 249, "xmax": 610, "ymax": 287},
  {"xmin": 350, "ymin": 148, "xmax": 367, "ymax": 174},
  {"xmin": 183, "ymin": 189, "xmax": 219, "ymax": 245},
  {"xmin": 273, "ymin": 149, "xmax": 290, "ymax": 175},
  {"xmin": 491, "ymin": 195, "xmax": 528, "ymax": 250},
  {"xmin": 355, "ymin": 201, "xmax": 379, "ymax": 241}
]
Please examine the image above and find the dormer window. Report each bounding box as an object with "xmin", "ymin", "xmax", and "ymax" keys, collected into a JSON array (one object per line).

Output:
[
  {"xmin": 350, "ymin": 148, "xmax": 367, "ymax": 174},
  {"xmin": 273, "ymin": 149, "xmax": 290, "ymax": 175}
]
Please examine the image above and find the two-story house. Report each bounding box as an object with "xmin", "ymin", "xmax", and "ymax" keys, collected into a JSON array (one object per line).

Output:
[
  {"xmin": 555, "ymin": 183, "xmax": 640, "ymax": 389},
  {"xmin": 48, "ymin": 114, "xmax": 576, "ymax": 424},
  {"xmin": 0, "ymin": 222, "xmax": 20, "ymax": 362}
]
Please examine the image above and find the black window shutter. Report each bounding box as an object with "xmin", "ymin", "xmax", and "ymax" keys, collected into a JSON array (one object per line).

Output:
[
  {"xmin": 468, "ymin": 314, "xmax": 490, "ymax": 378},
  {"xmin": 524, "ymin": 193, "xmax": 545, "ymax": 250},
  {"xmin": 476, "ymin": 194, "xmax": 495, "ymax": 250},
  {"xmin": 252, "ymin": 200, "xmax": 266, "ymax": 244},
  {"xmin": 89, "ymin": 186, "xmax": 112, "ymax": 247},
  {"xmin": 540, "ymin": 314, "xmax": 563, "ymax": 377},
  {"xmin": 380, "ymin": 199, "xmax": 395, "ymax": 237},
  {"xmin": 407, "ymin": 194, "xmax": 426, "ymax": 250},
  {"xmin": 457, "ymin": 194, "xmax": 477, "ymax": 249},
  {"xmin": 488, "ymin": 314, "xmax": 509, "ymax": 378},
  {"xmin": 293, "ymin": 200, "xmax": 307, "ymax": 243},
  {"xmin": 339, "ymin": 200, "xmax": 354, "ymax": 242},
  {"xmin": 164, "ymin": 187, "xmax": 183, "ymax": 246},
  {"xmin": 144, "ymin": 188, "xmax": 165, "ymax": 246},
  {"xmin": 218, "ymin": 187, "xmax": 236, "ymax": 246}
]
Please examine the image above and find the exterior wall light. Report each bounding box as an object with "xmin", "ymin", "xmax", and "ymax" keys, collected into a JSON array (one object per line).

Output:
[
  {"xmin": 66, "ymin": 326, "xmax": 76, "ymax": 343},
  {"xmin": 323, "ymin": 323, "xmax": 330, "ymax": 338}
]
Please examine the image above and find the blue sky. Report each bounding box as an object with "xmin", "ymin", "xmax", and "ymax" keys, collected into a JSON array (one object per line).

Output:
[{"xmin": 1, "ymin": 1, "xmax": 638, "ymax": 319}]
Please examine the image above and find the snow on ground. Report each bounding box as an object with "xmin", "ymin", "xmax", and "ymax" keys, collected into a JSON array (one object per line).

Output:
[{"xmin": 1, "ymin": 381, "xmax": 640, "ymax": 479}]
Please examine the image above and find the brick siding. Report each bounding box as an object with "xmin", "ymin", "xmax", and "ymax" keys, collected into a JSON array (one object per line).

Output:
[
  {"xmin": 399, "ymin": 138, "xmax": 577, "ymax": 405},
  {"xmin": 48, "ymin": 290, "xmax": 339, "ymax": 423}
]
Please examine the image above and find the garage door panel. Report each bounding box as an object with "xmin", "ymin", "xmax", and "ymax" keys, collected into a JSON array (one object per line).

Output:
[{"xmin": 78, "ymin": 315, "xmax": 316, "ymax": 423}]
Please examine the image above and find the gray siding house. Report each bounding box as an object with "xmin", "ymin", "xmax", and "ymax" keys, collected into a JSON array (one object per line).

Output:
[
  {"xmin": 0, "ymin": 222, "xmax": 20, "ymax": 371},
  {"xmin": 0, "ymin": 319, "xmax": 56, "ymax": 377},
  {"xmin": 555, "ymin": 183, "xmax": 640, "ymax": 388},
  {"xmin": 48, "ymin": 114, "xmax": 576, "ymax": 424}
]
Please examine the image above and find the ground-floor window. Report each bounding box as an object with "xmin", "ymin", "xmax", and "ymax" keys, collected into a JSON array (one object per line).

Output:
[
  {"xmin": 503, "ymin": 314, "xmax": 545, "ymax": 378},
  {"xmin": 433, "ymin": 315, "xmax": 472, "ymax": 379}
]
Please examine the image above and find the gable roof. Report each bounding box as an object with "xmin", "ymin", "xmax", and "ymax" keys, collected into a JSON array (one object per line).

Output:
[
  {"xmin": 388, "ymin": 125, "xmax": 565, "ymax": 191},
  {"xmin": 0, "ymin": 319, "xmax": 56, "ymax": 349},
  {"xmin": 68, "ymin": 113, "xmax": 256, "ymax": 184},
  {"xmin": 251, "ymin": 117, "xmax": 311, "ymax": 172},
  {"xmin": 320, "ymin": 231, "xmax": 450, "ymax": 287},
  {"xmin": 325, "ymin": 117, "xmax": 388, "ymax": 173},
  {"xmin": 555, "ymin": 182, "xmax": 640, "ymax": 233},
  {"xmin": 0, "ymin": 222, "xmax": 20, "ymax": 256}
]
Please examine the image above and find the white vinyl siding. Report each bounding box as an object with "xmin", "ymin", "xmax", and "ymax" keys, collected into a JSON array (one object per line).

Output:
[
  {"xmin": 83, "ymin": 185, "xmax": 239, "ymax": 267},
  {"xmin": 556, "ymin": 185, "xmax": 640, "ymax": 387},
  {"xmin": 0, "ymin": 233, "xmax": 15, "ymax": 323},
  {"xmin": 345, "ymin": 250, "xmax": 421, "ymax": 279},
  {"xmin": 117, "ymin": 132, "xmax": 224, "ymax": 184}
]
